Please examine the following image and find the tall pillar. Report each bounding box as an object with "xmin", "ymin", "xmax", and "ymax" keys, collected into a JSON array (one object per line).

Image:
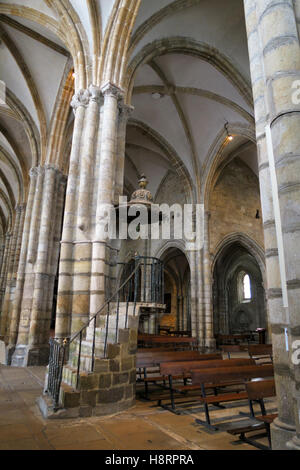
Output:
[
  {"xmin": 244, "ymin": 0, "xmax": 300, "ymax": 449},
  {"xmin": 203, "ymin": 211, "xmax": 215, "ymax": 349},
  {"xmin": 9, "ymin": 166, "xmax": 66, "ymax": 366},
  {"xmin": 8, "ymin": 168, "xmax": 38, "ymax": 351},
  {"xmin": 55, "ymin": 89, "xmax": 89, "ymax": 341},
  {"xmin": 0, "ymin": 204, "xmax": 26, "ymax": 343},
  {"xmin": 91, "ymin": 83, "xmax": 123, "ymax": 318},
  {"xmin": 114, "ymin": 102, "xmax": 134, "ymax": 204},
  {"xmin": 0, "ymin": 232, "xmax": 12, "ymax": 310},
  {"xmin": 56, "ymin": 83, "xmax": 125, "ymax": 345}
]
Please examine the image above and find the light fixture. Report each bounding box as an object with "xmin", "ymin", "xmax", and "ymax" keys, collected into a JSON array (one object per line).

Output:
[
  {"xmin": 152, "ymin": 92, "xmax": 164, "ymax": 100},
  {"xmin": 225, "ymin": 122, "xmax": 233, "ymax": 142}
]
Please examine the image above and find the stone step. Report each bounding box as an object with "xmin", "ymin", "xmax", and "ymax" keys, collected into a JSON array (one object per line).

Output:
[{"xmin": 59, "ymin": 382, "xmax": 81, "ymax": 409}]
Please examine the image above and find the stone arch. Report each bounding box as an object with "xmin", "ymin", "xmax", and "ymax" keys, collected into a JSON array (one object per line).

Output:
[
  {"xmin": 128, "ymin": 119, "xmax": 196, "ymax": 205},
  {"xmin": 202, "ymin": 124, "xmax": 256, "ymax": 205},
  {"xmin": 156, "ymin": 244, "xmax": 191, "ymax": 331},
  {"xmin": 125, "ymin": 37, "xmax": 253, "ymax": 107},
  {"xmin": 212, "ymin": 232, "xmax": 266, "ymax": 285},
  {"xmin": 212, "ymin": 234, "xmax": 267, "ymax": 337}
]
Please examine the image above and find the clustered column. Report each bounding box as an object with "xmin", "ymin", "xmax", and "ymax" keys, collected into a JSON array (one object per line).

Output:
[
  {"xmin": 0, "ymin": 203, "xmax": 26, "ymax": 343},
  {"xmin": 244, "ymin": 0, "xmax": 300, "ymax": 450},
  {"xmin": 7, "ymin": 165, "xmax": 66, "ymax": 366}
]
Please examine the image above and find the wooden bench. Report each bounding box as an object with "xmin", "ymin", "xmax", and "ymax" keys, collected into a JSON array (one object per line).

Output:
[
  {"xmin": 248, "ymin": 344, "xmax": 273, "ymax": 365},
  {"xmin": 221, "ymin": 344, "xmax": 249, "ymax": 359},
  {"xmin": 191, "ymin": 364, "xmax": 274, "ymax": 430},
  {"xmin": 138, "ymin": 334, "xmax": 197, "ymax": 350},
  {"xmin": 227, "ymin": 379, "xmax": 277, "ymax": 449},
  {"xmin": 169, "ymin": 330, "xmax": 191, "ymax": 337},
  {"xmin": 136, "ymin": 351, "xmax": 222, "ymax": 399},
  {"xmin": 216, "ymin": 333, "xmax": 252, "ymax": 347},
  {"xmin": 158, "ymin": 358, "xmax": 256, "ymax": 413}
]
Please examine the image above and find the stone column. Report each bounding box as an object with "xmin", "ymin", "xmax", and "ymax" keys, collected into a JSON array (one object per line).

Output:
[
  {"xmin": 244, "ymin": 0, "xmax": 300, "ymax": 449},
  {"xmin": 114, "ymin": 102, "xmax": 134, "ymax": 204},
  {"xmin": 203, "ymin": 211, "xmax": 215, "ymax": 349},
  {"xmin": 7, "ymin": 168, "xmax": 38, "ymax": 355},
  {"xmin": 0, "ymin": 204, "xmax": 26, "ymax": 343},
  {"xmin": 0, "ymin": 232, "xmax": 12, "ymax": 310},
  {"xmin": 55, "ymin": 89, "xmax": 89, "ymax": 341},
  {"xmin": 77, "ymin": 85, "xmax": 101, "ymax": 233},
  {"xmin": 189, "ymin": 252, "xmax": 196, "ymax": 336},
  {"xmin": 10, "ymin": 166, "xmax": 66, "ymax": 366},
  {"xmin": 91, "ymin": 83, "xmax": 123, "ymax": 319}
]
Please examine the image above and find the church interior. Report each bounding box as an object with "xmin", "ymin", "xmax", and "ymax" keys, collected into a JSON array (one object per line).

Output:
[{"xmin": 0, "ymin": 0, "xmax": 300, "ymax": 452}]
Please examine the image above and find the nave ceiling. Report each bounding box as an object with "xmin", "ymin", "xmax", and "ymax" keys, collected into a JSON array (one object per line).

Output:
[{"xmin": 0, "ymin": 0, "xmax": 260, "ymax": 234}]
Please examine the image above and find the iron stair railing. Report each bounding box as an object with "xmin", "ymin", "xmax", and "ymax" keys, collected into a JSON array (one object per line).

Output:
[{"xmin": 46, "ymin": 256, "xmax": 164, "ymax": 410}]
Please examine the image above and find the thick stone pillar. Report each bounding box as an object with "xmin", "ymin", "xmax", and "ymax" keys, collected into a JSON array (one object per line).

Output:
[
  {"xmin": 91, "ymin": 83, "xmax": 124, "ymax": 318},
  {"xmin": 8, "ymin": 168, "xmax": 38, "ymax": 352},
  {"xmin": 9, "ymin": 166, "xmax": 66, "ymax": 366},
  {"xmin": 244, "ymin": 0, "xmax": 300, "ymax": 449},
  {"xmin": 55, "ymin": 89, "xmax": 89, "ymax": 341},
  {"xmin": 56, "ymin": 83, "xmax": 125, "ymax": 344},
  {"xmin": 0, "ymin": 204, "xmax": 26, "ymax": 343}
]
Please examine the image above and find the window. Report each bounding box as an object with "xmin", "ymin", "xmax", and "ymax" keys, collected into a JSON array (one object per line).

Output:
[
  {"xmin": 237, "ymin": 271, "xmax": 252, "ymax": 303},
  {"xmin": 243, "ymin": 274, "xmax": 251, "ymax": 300}
]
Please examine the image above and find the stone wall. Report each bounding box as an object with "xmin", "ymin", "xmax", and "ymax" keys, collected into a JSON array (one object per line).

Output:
[
  {"xmin": 209, "ymin": 158, "xmax": 264, "ymax": 254},
  {"xmin": 40, "ymin": 316, "xmax": 138, "ymax": 419}
]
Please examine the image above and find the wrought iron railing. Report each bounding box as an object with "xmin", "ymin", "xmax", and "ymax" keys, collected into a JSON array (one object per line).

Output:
[{"xmin": 46, "ymin": 256, "xmax": 164, "ymax": 410}]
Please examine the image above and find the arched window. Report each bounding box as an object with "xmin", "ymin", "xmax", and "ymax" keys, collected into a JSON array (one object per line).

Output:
[
  {"xmin": 237, "ymin": 271, "xmax": 252, "ymax": 303},
  {"xmin": 243, "ymin": 274, "xmax": 251, "ymax": 301}
]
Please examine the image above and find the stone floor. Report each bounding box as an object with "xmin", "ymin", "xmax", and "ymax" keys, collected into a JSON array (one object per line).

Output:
[{"xmin": 0, "ymin": 361, "xmax": 277, "ymax": 451}]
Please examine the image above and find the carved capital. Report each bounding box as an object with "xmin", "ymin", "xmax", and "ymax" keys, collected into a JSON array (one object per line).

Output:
[
  {"xmin": 71, "ymin": 88, "xmax": 90, "ymax": 111},
  {"xmin": 88, "ymin": 84, "xmax": 103, "ymax": 105},
  {"xmin": 101, "ymin": 82, "xmax": 124, "ymax": 100},
  {"xmin": 36, "ymin": 166, "xmax": 46, "ymax": 177},
  {"xmin": 15, "ymin": 203, "xmax": 26, "ymax": 213},
  {"xmin": 118, "ymin": 103, "xmax": 134, "ymax": 121},
  {"xmin": 29, "ymin": 167, "xmax": 39, "ymax": 179}
]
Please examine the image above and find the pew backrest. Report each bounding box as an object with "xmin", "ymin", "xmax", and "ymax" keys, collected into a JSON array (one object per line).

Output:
[
  {"xmin": 245, "ymin": 379, "xmax": 276, "ymax": 401},
  {"xmin": 136, "ymin": 351, "xmax": 222, "ymax": 369},
  {"xmin": 160, "ymin": 358, "xmax": 256, "ymax": 377},
  {"xmin": 191, "ymin": 364, "xmax": 274, "ymax": 386}
]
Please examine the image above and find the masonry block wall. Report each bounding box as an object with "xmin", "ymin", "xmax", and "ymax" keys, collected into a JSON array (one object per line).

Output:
[
  {"xmin": 40, "ymin": 317, "xmax": 138, "ymax": 419},
  {"xmin": 209, "ymin": 158, "xmax": 264, "ymax": 253}
]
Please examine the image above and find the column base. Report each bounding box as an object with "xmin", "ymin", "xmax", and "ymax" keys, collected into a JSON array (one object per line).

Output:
[
  {"xmin": 0, "ymin": 341, "xmax": 15, "ymax": 365},
  {"xmin": 205, "ymin": 338, "xmax": 216, "ymax": 351},
  {"xmin": 271, "ymin": 418, "xmax": 297, "ymax": 450},
  {"xmin": 286, "ymin": 435, "xmax": 300, "ymax": 450},
  {"xmin": 11, "ymin": 344, "xmax": 50, "ymax": 367}
]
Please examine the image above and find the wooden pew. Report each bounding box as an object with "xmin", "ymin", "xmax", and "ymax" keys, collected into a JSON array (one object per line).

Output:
[
  {"xmin": 137, "ymin": 349, "xmax": 205, "ymax": 378},
  {"xmin": 191, "ymin": 364, "xmax": 274, "ymax": 430},
  {"xmin": 136, "ymin": 351, "xmax": 222, "ymax": 399},
  {"xmin": 169, "ymin": 330, "xmax": 191, "ymax": 337},
  {"xmin": 158, "ymin": 358, "xmax": 256, "ymax": 413},
  {"xmin": 216, "ymin": 333, "xmax": 252, "ymax": 347},
  {"xmin": 221, "ymin": 344, "xmax": 249, "ymax": 359},
  {"xmin": 138, "ymin": 334, "xmax": 197, "ymax": 350},
  {"xmin": 227, "ymin": 379, "xmax": 277, "ymax": 449},
  {"xmin": 248, "ymin": 344, "xmax": 273, "ymax": 364}
]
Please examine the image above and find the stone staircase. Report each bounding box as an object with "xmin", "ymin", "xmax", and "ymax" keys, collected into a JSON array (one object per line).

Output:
[{"xmin": 38, "ymin": 309, "xmax": 140, "ymax": 419}]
